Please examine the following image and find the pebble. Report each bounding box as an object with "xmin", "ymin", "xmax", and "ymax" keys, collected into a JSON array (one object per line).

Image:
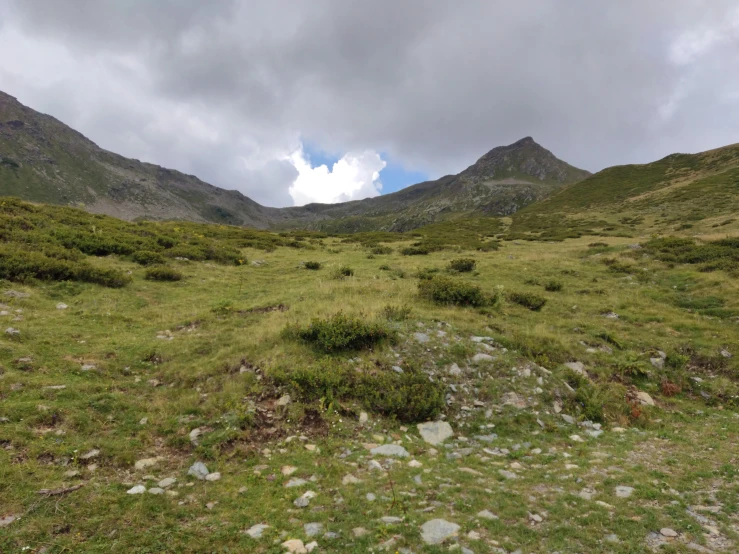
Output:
[
  {"xmin": 359, "ymin": 411, "xmax": 368, "ymax": 423},
  {"xmin": 342, "ymin": 474, "xmax": 361, "ymax": 485},
  {"xmin": 636, "ymin": 392, "xmax": 655, "ymax": 406},
  {"xmin": 4, "ymin": 327, "xmax": 20, "ymax": 336},
  {"xmin": 158, "ymin": 478, "xmax": 176, "ymax": 488},
  {"xmin": 147, "ymin": 487, "xmax": 164, "ymax": 495},
  {"xmin": 564, "ymin": 361, "xmax": 586, "ymax": 375},
  {"xmin": 0, "ymin": 515, "xmax": 18, "ymax": 527},
  {"xmin": 285, "ymin": 478, "xmax": 308, "ymax": 488},
  {"xmin": 205, "ymin": 472, "xmax": 221, "ymax": 482},
  {"xmin": 304, "ymin": 522, "xmax": 323, "ymax": 537},
  {"xmin": 414, "ymin": 332, "xmax": 430, "ymax": 343},
  {"xmin": 660, "ymin": 528, "xmax": 678, "ymax": 537},
  {"xmin": 126, "ymin": 485, "xmax": 146, "ymax": 495},
  {"xmin": 472, "ymin": 353, "xmax": 494, "ymax": 364},
  {"xmin": 282, "ymin": 465, "xmax": 298, "ymax": 476},
  {"xmin": 134, "ymin": 457, "xmax": 162, "ymax": 471},
  {"xmin": 615, "ymin": 486, "xmax": 634, "ymax": 498},
  {"xmin": 187, "ymin": 462, "xmax": 210, "ymax": 480},
  {"xmin": 420, "ymin": 518, "xmax": 461, "ymax": 545},
  {"xmin": 282, "ymin": 539, "xmax": 307, "ymax": 553},
  {"xmin": 366, "ymin": 493, "xmax": 376, "ymax": 502},
  {"xmin": 498, "ymin": 470, "xmax": 518, "ymax": 480},
  {"xmin": 56, "ymin": 303, "xmax": 68, "ymax": 310},
  {"xmin": 277, "ymin": 394, "xmax": 291, "ymax": 406},
  {"xmin": 417, "ymin": 420, "xmax": 454, "ymax": 445},
  {"xmin": 353, "ymin": 527, "xmax": 368, "ymax": 537},
  {"xmin": 477, "ymin": 510, "xmax": 498, "ymax": 520},
  {"xmin": 370, "ymin": 444, "xmax": 409, "ymax": 458},
  {"xmin": 448, "ymin": 363, "xmax": 463, "ymax": 376},
  {"xmin": 245, "ymin": 524, "xmax": 270, "ymax": 538},
  {"xmin": 381, "ymin": 516, "xmax": 403, "ymax": 524}
]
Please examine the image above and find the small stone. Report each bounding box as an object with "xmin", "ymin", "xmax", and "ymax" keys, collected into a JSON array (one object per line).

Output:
[
  {"xmin": 206, "ymin": 501, "xmax": 217, "ymax": 510},
  {"xmin": 304, "ymin": 522, "xmax": 323, "ymax": 537},
  {"xmin": 205, "ymin": 472, "xmax": 221, "ymax": 482},
  {"xmin": 245, "ymin": 524, "xmax": 270, "ymax": 538},
  {"xmin": 353, "ymin": 527, "xmax": 369, "ymax": 537},
  {"xmin": 147, "ymin": 487, "xmax": 164, "ymax": 495},
  {"xmin": 467, "ymin": 530, "xmax": 481, "ymax": 540},
  {"xmin": 366, "ymin": 493, "xmax": 376, "ymax": 502},
  {"xmin": 414, "ymin": 332, "xmax": 430, "ymax": 343},
  {"xmin": 381, "ymin": 516, "xmax": 403, "ymax": 524},
  {"xmin": 529, "ymin": 513, "xmax": 543, "ymax": 523},
  {"xmin": 564, "ymin": 361, "xmax": 586, "ymax": 375},
  {"xmin": 187, "ymin": 461, "xmax": 209, "ymax": 480},
  {"xmin": 56, "ymin": 303, "xmax": 68, "ymax": 310},
  {"xmin": 304, "ymin": 444, "xmax": 317, "ymax": 452},
  {"xmin": 282, "ymin": 539, "xmax": 308, "ymax": 554},
  {"xmin": 305, "ymin": 541, "xmax": 318, "ymax": 552},
  {"xmin": 720, "ymin": 349, "xmax": 732, "ymax": 358},
  {"xmin": 189, "ymin": 428, "xmax": 203, "ymax": 445},
  {"xmin": 277, "ymin": 394, "xmax": 291, "ymax": 406},
  {"xmin": 158, "ymin": 477, "xmax": 176, "ymax": 488},
  {"xmin": 408, "ymin": 459, "xmax": 423, "ymax": 468},
  {"xmin": 417, "ymin": 420, "xmax": 454, "ymax": 445},
  {"xmin": 650, "ymin": 357, "xmax": 665, "ymax": 370},
  {"xmin": 139, "ymin": 417, "xmax": 148, "ymax": 425},
  {"xmin": 605, "ymin": 534, "xmax": 619, "ymax": 543},
  {"xmin": 64, "ymin": 470, "xmax": 80, "ymax": 478},
  {"xmin": 282, "ymin": 465, "xmax": 298, "ymax": 476},
  {"xmin": 370, "ymin": 444, "xmax": 409, "ymax": 458},
  {"xmin": 285, "ymin": 478, "xmax": 308, "ymax": 488},
  {"xmin": 359, "ymin": 411, "xmax": 368, "ymax": 423},
  {"xmin": 126, "ymin": 485, "xmax": 146, "ymax": 495},
  {"xmin": 615, "ymin": 486, "xmax": 634, "ymax": 498},
  {"xmin": 4, "ymin": 327, "xmax": 20, "ymax": 336},
  {"xmin": 472, "ymin": 353, "xmax": 494, "ymax": 364},
  {"xmin": 0, "ymin": 514, "xmax": 18, "ymax": 527},
  {"xmin": 636, "ymin": 391, "xmax": 655, "ymax": 406},
  {"xmin": 660, "ymin": 528, "xmax": 678, "ymax": 538},
  {"xmin": 342, "ymin": 474, "xmax": 361, "ymax": 485},
  {"xmin": 134, "ymin": 457, "xmax": 162, "ymax": 471},
  {"xmin": 498, "ymin": 469, "xmax": 518, "ymax": 480},
  {"xmin": 477, "ymin": 510, "xmax": 498, "ymax": 520},
  {"xmin": 392, "ymin": 365, "xmax": 404, "ymax": 373},
  {"xmin": 80, "ymin": 364, "xmax": 96, "ymax": 371},
  {"xmin": 420, "ymin": 518, "xmax": 461, "ymax": 545},
  {"xmin": 448, "ymin": 363, "xmax": 463, "ymax": 376},
  {"xmin": 569, "ymin": 435, "xmax": 585, "ymax": 442},
  {"xmin": 81, "ymin": 449, "xmax": 100, "ymax": 460}
]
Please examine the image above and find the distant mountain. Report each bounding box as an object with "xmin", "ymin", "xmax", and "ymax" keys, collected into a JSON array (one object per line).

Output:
[{"xmin": 0, "ymin": 90, "xmax": 591, "ymax": 230}]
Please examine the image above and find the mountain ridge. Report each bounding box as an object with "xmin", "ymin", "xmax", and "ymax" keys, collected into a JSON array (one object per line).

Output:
[{"xmin": 0, "ymin": 90, "xmax": 590, "ymax": 231}]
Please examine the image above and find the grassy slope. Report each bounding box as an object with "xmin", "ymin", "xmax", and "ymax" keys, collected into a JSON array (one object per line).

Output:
[
  {"xmin": 509, "ymin": 143, "xmax": 739, "ymax": 240},
  {"xmin": 1, "ymin": 201, "xmax": 739, "ymax": 552}
]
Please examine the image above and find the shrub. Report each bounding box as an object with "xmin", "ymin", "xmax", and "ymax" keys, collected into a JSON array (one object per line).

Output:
[
  {"xmin": 287, "ymin": 312, "xmax": 395, "ymax": 352},
  {"xmin": 382, "ymin": 304, "xmax": 412, "ymax": 321},
  {"xmin": 131, "ymin": 250, "xmax": 166, "ymax": 266},
  {"xmin": 304, "ymin": 261, "xmax": 322, "ymax": 270},
  {"xmin": 378, "ymin": 264, "xmax": 391, "ymax": 271},
  {"xmin": 145, "ymin": 266, "xmax": 183, "ymax": 282},
  {"xmin": 544, "ymin": 280, "xmax": 563, "ymax": 292},
  {"xmin": 371, "ymin": 246, "xmax": 393, "ymax": 255},
  {"xmin": 331, "ymin": 265, "xmax": 354, "ymax": 278},
  {"xmin": 508, "ymin": 291, "xmax": 547, "ymax": 311},
  {"xmin": 416, "ymin": 268, "xmax": 439, "ymax": 280},
  {"xmin": 448, "ymin": 258, "xmax": 476, "ymax": 272},
  {"xmin": 418, "ymin": 276, "xmax": 494, "ymax": 307},
  {"xmin": 401, "ymin": 246, "xmax": 430, "ymax": 256}
]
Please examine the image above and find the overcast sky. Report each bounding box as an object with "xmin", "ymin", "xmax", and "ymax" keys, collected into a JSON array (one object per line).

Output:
[{"xmin": 1, "ymin": 0, "xmax": 738, "ymax": 207}]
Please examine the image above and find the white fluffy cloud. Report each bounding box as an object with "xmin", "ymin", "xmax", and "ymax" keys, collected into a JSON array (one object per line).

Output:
[{"xmin": 288, "ymin": 148, "xmax": 386, "ymax": 206}]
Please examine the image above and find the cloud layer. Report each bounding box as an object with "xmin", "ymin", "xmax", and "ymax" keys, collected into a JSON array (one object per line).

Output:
[{"xmin": 1, "ymin": 0, "xmax": 738, "ymax": 206}]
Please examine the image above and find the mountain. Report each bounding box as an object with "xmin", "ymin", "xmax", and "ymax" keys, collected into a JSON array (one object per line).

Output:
[
  {"xmin": 509, "ymin": 142, "xmax": 739, "ymax": 240},
  {"xmin": 0, "ymin": 90, "xmax": 590, "ymax": 230}
]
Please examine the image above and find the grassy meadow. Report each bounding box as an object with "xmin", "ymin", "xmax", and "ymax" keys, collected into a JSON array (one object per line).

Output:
[{"xmin": 1, "ymin": 198, "xmax": 738, "ymax": 553}]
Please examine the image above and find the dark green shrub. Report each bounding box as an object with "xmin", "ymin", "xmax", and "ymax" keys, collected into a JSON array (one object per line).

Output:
[
  {"xmin": 145, "ymin": 266, "xmax": 183, "ymax": 282},
  {"xmin": 382, "ymin": 304, "xmax": 412, "ymax": 321},
  {"xmin": 358, "ymin": 371, "xmax": 445, "ymax": 422},
  {"xmin": 401, "ymin": 246, "xmax": 430, "ymax": 256},
  {"xmin": 418, "ymin": 276, "xmax": 495, "ymax": 307},
  {"xmin": 131, "ymin": 250, "xmax": 166, "ymax": 266},
  {"xmin": 378, "ymin": 264, "xmax": 391, "ymax": 271},
  {"xmin": 544, "ymin": 280, "xmax": 563, "ymax": 292},
  {"xmin": 332, "ymin": 265, "xmax": 354, "ymax": 278},
  {"xmin": 508, "ymin": 291, "xmax": 547, "ymax": 311},
  {"xmin": 304, "ymin": 261, "xmax": 322, "ymax": 270},
  {"xmin": 286, "ymin": 312, "xmax": 395, "ymax": 352},
  {"xmin": 416, "ymin": 268, "xmax": 440, "ymax": 280},
  {"xmin": 371, "ymin": 245, "xmax": 393, "ymax": 255},
  {"xmin": 448, "ymin": 258, "xmax": 476, "ymax": 272}
]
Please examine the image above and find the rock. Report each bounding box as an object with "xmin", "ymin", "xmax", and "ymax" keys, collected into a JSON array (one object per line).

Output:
[
  {"xmin": 414, "ymin": 332, "xmax": 430, "ymax": 343},
  {"xmin": 187, "ymin": 462, "xmax": 209, "ymax": 480},
  {"xmin": 660, "ymin": 528, "xmax": 678, "ymax": 537},
  {"xmin": 304, "ymin": 522, "xmax": 323, "ymax": 537},
  {"xmin": 501, "ymin": 392, "xmax": 527, "ymax": 408},
  {"xmin": 650, "ymin": 357, "xmax": 665, "ymax": 370},
  {"xmin": 392, "ymin": 365, "xmax": 404, "ymax": 373},
  {"xmin": 603, "ymin": 312, "xmax": 619, "ymax": 319},
  {"xmin": 147, "ymin": 487, "xmax": 164, "ymax": 495},
  {"xmin": 189, "ymin": 428, "xmax": 203, "ymax": 445},
  {"xmin": 0, "ymin": 514, "xmax": 18, "ymax": 527},
  {"xmin": 353, "ymin": 527, "xmax": 369, "ymax": 537},
  {"xmin": 342, "ymin": 474, "xmax": 361, "ymax": 485},
  {"xmin": 448, "ymin": 363, "xmax": 463, "ymax": 376},
  {"xmin": 294, "ymin": 491, "xmax": 315, "ymax": 508},
  {"xmin": 64, "ymin": 470, "xmax": 80, "ymax": 478},
  {"xmin": 380, "ymin": 516, "xmax": 403, "ymax": 524},
  {"xmin": 359, "ymin": 411, "xmax": 368, "ymax": 423},
  {"xmin": 498, "ymin": 470, "xmax": 518, "ymax": 480},
  {"xmin": 636, "ymin": 391, "xmax": 655, "ymax": 406},
  {"xmin": 366, "ymin": 493, "xmax": 377, "ymax": 501},
  {"xmin": 579, "ymin": 488, "xmax": 596, "ymax": 500},
  {"xmin": 615, "ymin": 486, "xmax": 634, "ymax": 498},
  {"xmin": 305, "ymin": 541, "xmax": 318, "ymax": 552},
  {"xmin": 206, "ymin": 501, "xmax": 218, "ymax": 510},
  {"xmin": 81, "ymin": 449, "xmax": 100, "ymax": 460},
  {"xmin": 564, "ymin": 361, "xmax": 586, "ymax": 375},
  {"xmin": 477, "ymin": 510, "xmax": 498, "ymax": 520},
  {"xmin": 370, "ymin": 444, "xmax": 409, "ymax": 458},
  {"xmin": 472, "ymin": 353, "xmax": 494, "ymax": 364},
  {"xmin": 285, "ymin": 478, "xmax": 308, "ymax": 488},
  {"xmin": 569, "ymin": 435, "xmax": 584, "ymax": 443},
  {"xmin": 245, "ymin": 524, "xmax": 270, "ymax": 538},
  {"xmin": 205, "ymin": 472, "xmax": 221, "ymax": 482},
  {"xmin": 56, "ymin": 303, "xmax": 68, "ymax": 310},
  {"xmin": 529, "ymin": 513, "xmax": 543, "ymax": 523},
  {"xmin": 5, "ymin": 327, "xmax": 20, "ymax": 336},
  {"xmin": 720, "ymin": 349, "xmax": 732, "ymax": 358},
  {"xmin": 134, "ymin": 457, "xmax": 162, "ymax": 471},
  {"xmin": 126, "ymin": 485, "xmax": 146, "ymax": 495},
  {"xmin": 158, "ymin": 477, "xmax": 176, "ymax": 488},
  {"xmin": 277, "ymin": 394, "xmax": 291, "ymax": 406},
  {"xmin": 282, "ymin": 466, "xmax": 298, "ymax": 476},
  {"xmin": 420, "ymin": 519, "xmax": 461, "ymax": 545},
  {"xmin": 282, "ymin": 539, "xmax": 307, "ymax": 553},
  {"xmin": 417, "ymin": 420, "xmax": 454, "ymax": 445}
]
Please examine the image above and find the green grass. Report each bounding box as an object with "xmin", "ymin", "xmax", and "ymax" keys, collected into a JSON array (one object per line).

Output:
[{"xmin": 1, "ymin": 199, "xmax": 738, "ymax": 552}]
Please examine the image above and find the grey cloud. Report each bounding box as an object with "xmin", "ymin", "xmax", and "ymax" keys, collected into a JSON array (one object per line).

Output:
[{"xmin": 3, "ymin": 0, "xmax": 739, "ymax": 205}]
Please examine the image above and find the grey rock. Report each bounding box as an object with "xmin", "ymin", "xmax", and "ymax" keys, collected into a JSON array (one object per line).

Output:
[
  {"xmin": 56, "ymin": 303, "xmax": 68, "ymax": 310},
  {"xmin": 277, "ymin": 394, "xmax": 291, "ymax": 406},
  {"xmin": 205, "ymin": 472, "xmax": 221, "ymax": 482},
  {"xmin": 187, "ymin": 461, "xmax": 209, "ymax": 480},
  {"xmin": 615, "ymin": 486, "xmax": 634, "ymax": 498},
  {"xmin": 498, "ymin": 469, "xmax": 518, "ymax": 480},
  {"xmin": 147, "ymin": 487, "xmax": 164, "ymax": 495},
  {"xmin": 126, "ymin": 485, "xmax": 146, "ymax": 494},
  {"xmin": 650, "ymin": 357, "xmax": 665, "ymax": 369},
  {"xmin": 5, "ymin": 327, "xmax": 20, "ymax": 336},
  {"xmin": 471, "ymin": 353, "xmax": 494, "ymax": 364},
  {"xmin": 636, "ymin": 391, "xmax": 655, "ymax": 406},
  {"xmin": 417, "ymin": 420, "xmax": 454, "ymax": 445},
  {"xmin": 392, "ymin": 365, "xmax": 404, "ymax": 373},
  {"xmin": 474, "ymin": 434, "xmax": 498, "ymax": 442},
  {"xmin": 561, "ymin": 414, "xmax": 575, "ymax": 424},
  {"xmin": 477, "ymin": 509, "xmax": 498, "ymax": 520},
  {"xmin": 158, "ymin": 477, "xmax": 176, "ymax": 488},
  {"xmin": 0, "ymin": 514, "xmax": 18, "ymax": 527},
  {"xmin": 294, "ymin": 497, "xmax": 310, "ymax": 508},
  {"xmin": 720, "ymin": 349, "xmax": 732, "ymax": 358},
  {"xmin": 366, "ymin": 493, "xmax": 376, "ymax": 501},
  {"xmin": 245, "ymin": 524, "xmax": 270, "ymax": 538},
  {"xmin": 660, "ymin": 528, "xmax": 678, "ymax": 537},
  {"xmin": 381, "ymin": 516, "xmax": 403, "ymax": 524},
  {"xmin": 370, "ymin": 444, "xmax": 409, "ymax": 458},
  {"xmin": 564, "ymin": 361, "xmax": 586, "ymax": 375},
  {"xmin": 447, "ymin": 363, "xmax": 463, "ymax": 376},
  {"xmin": 414, "ymin": 332, "xmax": 430, "ymax": 343},
  {"xmin": 420, "ymin": 518, "xmax": 461, "ymax": 545},
  {"xmin": 4, "ymin": 290, "xmax": 30, "ymax": 298},
  {"xmin": 285, "ymin": 478, "xmax": 308, "ymax": 488},
  {"xmin": 304, "ymin": 522, "xmax": 323, "ymax": 537}
]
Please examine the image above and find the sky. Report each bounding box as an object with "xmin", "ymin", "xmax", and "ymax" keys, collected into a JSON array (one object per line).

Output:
[{"xmin": 1, "ymin": 0, "xmax": 738, "ymax": 207}]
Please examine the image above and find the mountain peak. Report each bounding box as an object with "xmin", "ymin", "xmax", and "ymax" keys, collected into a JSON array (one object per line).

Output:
[{"xmin": 512, "ymin": 136, "xmax": 536, "ymax": 146}]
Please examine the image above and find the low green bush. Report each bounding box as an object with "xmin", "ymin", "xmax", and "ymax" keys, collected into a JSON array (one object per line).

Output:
[
  {"xmin": 286, "ymin": 312, "xmax": 395, "ymax": 352},
  {"xmin": 304, "ymin": 261, "xmax": 322, "ymax": 270},
  {"xmin": 378, "ymin": 264, "xmax": 391, "ymax": 271},
  {"xmin": 416, "ymin": 268, "xmax": 439, "ymax": 280},
  {"xmin": 401, "ymin": 246, "xmax": 430, "ymax": 256},
  {"xmin": 382, "ymin": 304, "xmax": 412, "ymax": 321},
  {"xmin": 332, "ymin": 265, "xmax": 354, "ymax": 278},
  {"xmin": 544, "ymin": 280, "xmax": 563, "ymax": 292},
  {"xmin": 448, "ymin": 258, "xmax": 476, "ymax": 272},
  {"xmin": 508, "ymin": 291, "xmax": 547, "ymax": 310},
  {"xmin": 371, "ymin": 246, "xmax": 393, "ymax": 255},
  {"xmin": 145, "ymin": 266, "xmax": 183, "ymax": 282},
  {"xmin": 418, "ymin": 276, "xmax": 495, "ymax": 307},
  {"xmin": 132, "ymin": 250, "xmax": 166, "ymax": 266}
]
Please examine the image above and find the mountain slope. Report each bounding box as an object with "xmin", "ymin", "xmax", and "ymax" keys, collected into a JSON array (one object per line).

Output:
[
  {"xmin": 509, "ymin": 142, "xmax": 739, "ymax": 240},
  {"xmin": 0, "ymin": 90, "xmax": 590, "ymax": 230}
]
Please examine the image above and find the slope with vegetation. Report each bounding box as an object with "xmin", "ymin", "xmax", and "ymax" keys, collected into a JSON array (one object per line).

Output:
[{"xmin": 1, "ymin": 198, "xmax": 738, "ymax": 552}]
